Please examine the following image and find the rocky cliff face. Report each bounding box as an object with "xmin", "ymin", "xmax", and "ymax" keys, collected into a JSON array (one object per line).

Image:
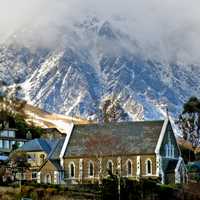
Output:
[{"xmin": 0, "ymin": 16, "xmax": 199, "ymax": 121}]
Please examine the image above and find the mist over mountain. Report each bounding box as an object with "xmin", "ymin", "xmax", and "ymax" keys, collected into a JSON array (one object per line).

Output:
[{"xmin": 0, "ymin": 0, "xmax": 200, "ymax": 121}]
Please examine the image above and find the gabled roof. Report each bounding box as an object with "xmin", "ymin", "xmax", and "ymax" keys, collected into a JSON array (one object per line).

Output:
[
  {"xmin": 20, "ymin": 138, "xmax": 57, "ymax": 154},
  {"xmin": 64, "ymin": 120, "xmax": 165, "ymax": 157},
  {"xmin": 48, "ymin": 138, "xmax": 65, "ymax": 160},
  {"xmin": 39, "ymin": 139, "xmax": 65, "ymax": 171}
]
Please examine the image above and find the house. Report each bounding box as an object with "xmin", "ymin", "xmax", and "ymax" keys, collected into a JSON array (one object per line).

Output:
[
  {"xmin": 38, "ymin": 118, "xmax": 187, "ymax": 185},
  {"xmin": 38, "ymin": 139, "xmax": 65, "ymax": 184},
  {"xmin": 20, "ymin": 138, "xmax": 58, "ymax": 181},
  {"xmin": 187, "ymin": 161, "xmax": 200, "ymax": 182},
  {"xmin": 0, "ymin": 122, "xmax": 27, "ymax": 156}
]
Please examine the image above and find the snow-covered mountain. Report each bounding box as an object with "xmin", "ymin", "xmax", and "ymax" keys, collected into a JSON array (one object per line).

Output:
[{"xmin": 0, "ymin": 15, "xmax": 200, "ymax": 121}]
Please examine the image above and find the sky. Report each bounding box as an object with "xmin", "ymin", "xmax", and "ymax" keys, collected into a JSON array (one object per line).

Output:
[{"xmin": 0, "ymin": 0, "xmax": 200, "ymax": 64}]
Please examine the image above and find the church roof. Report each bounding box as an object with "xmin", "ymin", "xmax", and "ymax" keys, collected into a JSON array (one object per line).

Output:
[
  {"xmin": 39, "ymin": 139, "xmax": 65, "ymax": 171},
  {"xmin": 64, "ymin": 120, "xmax": 165, "ymax": 157}
]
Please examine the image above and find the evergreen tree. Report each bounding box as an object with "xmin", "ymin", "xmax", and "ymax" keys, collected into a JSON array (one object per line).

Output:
[
  {"xmin": 101, "ymin": 96, "xmax": 128, "ymax": 123},
  {"xmin": 178, "ymin": 96, "xmax": 200, "ymax": 150}
]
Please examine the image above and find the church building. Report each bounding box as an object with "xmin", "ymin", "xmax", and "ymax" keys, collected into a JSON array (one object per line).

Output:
[{"xmin": 38, "ymin": 118, "xmax": 187, "ymax": 185}]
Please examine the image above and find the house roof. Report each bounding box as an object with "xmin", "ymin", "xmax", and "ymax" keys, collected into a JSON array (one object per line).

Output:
[
  {"xmin": 49, "ymin": 138, "xmax": 65, "ymax": 160},
  {"xmin": 20, "ymin": 138, "xmax": 57, "ymax": 154},
  {"xmin": 39, "ymin": 139, "xmax": 65, "ymax": 171},
  {"xmin": 48, "ymin": 139, "xmax": 65, "ymax": 171},
  {"xmin": 188, "ymin": 161, "xmax": 200, "ymax": 172},
  {"xmin": 50, "ymin": 160, "xmax": 63, "ymax": 170},
  {"xmin": 64, "ymin": 120, "xmax": 165, "ymax": 157}
]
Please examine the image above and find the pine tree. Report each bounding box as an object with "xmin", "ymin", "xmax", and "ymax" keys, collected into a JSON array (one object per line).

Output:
[
  {"xmin": 177, "ymin": 96, "xmax": 200, "ymax": 150},
  {"xmin": 101, "ymin": 96, "xmax": 128, "ymax": 123}
]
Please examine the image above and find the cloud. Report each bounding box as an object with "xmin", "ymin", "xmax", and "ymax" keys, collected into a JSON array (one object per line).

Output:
[{"xmin": 0, "ymin": 0, "xmax": 200, "ymax": 64}]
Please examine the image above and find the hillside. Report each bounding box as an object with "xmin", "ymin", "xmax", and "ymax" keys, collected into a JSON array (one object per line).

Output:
[
  {"xmin": 23, "ymin": 103, "xmax": 91, "ymax": 132},
  {"xmin": 0, "ymin": 97, "xmax": 90, "ymax": 133}
]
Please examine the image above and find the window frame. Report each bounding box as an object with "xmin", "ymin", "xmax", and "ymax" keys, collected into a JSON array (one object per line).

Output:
[
  {"xmin": 145, "ymin": 159, "xmax": 152, "ymax": 175},
  {"xmin": 107, "ymin": 160, "xmax": 114, "ymax": 174},
  {"xmin": 126, "ymin": 159, "xmax": 132, "ymax": 177},
  {"xmin": 32, "ymin": 172, "xmax": 37, "ymax": 179},
  {"xmin": 88, "ymin": 160, "xmax": 94, "ymax": 177},
  {"xmin": 68, "ymin": 162, "xmax": 76, "ymax": 179}
]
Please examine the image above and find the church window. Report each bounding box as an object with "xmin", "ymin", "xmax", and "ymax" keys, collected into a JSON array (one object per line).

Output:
[
  {"xmin": 107, "ymin": 160, "xmax": 113, "ymax": 174},
  {"xmin": 127, "ymin": 160, "xmax": 132, "ymax": 176},
  {"xmin": 146, "ymin": 159, "xmax": 152, "ymax": 175},
  {"xmin": 69, "ymin": 162, "xmax": 75, "ymax": 178},
  {"xmin": 88, "ymin": 161, "xmax": 94, "ymax": 177}
]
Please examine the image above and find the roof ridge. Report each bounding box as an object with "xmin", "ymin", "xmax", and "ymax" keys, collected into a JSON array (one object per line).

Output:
[
  {"xmin": 48, "ymin": 139, "xmax": 62, "ymax": 160},
  {"xmin": 73, "ymin": 120, "xmax": 165, "ymax": 127},
  {"xmin": 36, "ymin": 138, "xmax": 46, "ymax": 151}
]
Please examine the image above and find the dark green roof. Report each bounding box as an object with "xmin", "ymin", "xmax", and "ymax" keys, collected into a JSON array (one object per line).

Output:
[
  {"xmin": 50, "ymin": 160, "xmax": 63, "ymax": 171},
  {"xmin": 165, "ymin": 160, "xmax": 178, "ymax": 173},
  {"xmin": 64, "ymin": 120, "xmax": 164, "ymax": 157}
]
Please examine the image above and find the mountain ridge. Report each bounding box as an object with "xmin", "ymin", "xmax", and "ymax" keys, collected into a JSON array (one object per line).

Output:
[{"xmin": 0, "ymin": 16, "xmax": 199, "ymax": 121}]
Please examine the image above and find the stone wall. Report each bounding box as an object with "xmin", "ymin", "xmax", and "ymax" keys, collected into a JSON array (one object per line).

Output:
[
  {"xmin": 40, "ymin": 160, "xmax": 57, "ymax": 184},
  {"xmin": 63, "ymin": 154, "xmax": 157, "ymax": 183}
]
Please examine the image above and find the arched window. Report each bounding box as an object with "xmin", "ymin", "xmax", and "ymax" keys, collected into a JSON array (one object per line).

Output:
[
  {"xmin": 146, "ymin": 159, "xmax": 152, "ymax": 175},
  {"xmin": 107, "ymin": 160, "xmax": 113, "ymax": 174},
  {"xmin": 88, "ymin": 161, "xmax": 94, "ymax": 177},
  {"xmin": 69, "ymin": 162, "xmax": 75, "ymax": 178},
  {"xmin": 45, "ymin": 174, "xmax": 51, "ymax": 184},
  {"xmin": 126, "ymin": 160, "xmax": 132, "ymax": 176}
]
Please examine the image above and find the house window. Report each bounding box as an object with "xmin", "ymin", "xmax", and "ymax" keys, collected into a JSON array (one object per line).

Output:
[
  {"xmin": 146, "ymin": 159, "xmax": 152, "ymax": 175},
  {"xmin": 4, "ymin": 140, "xmax": 9, "ymax": 149},
  {"xmin": 0, "ymin": 130, "xmax": 8, "ymax": 137},
  {"xmin": 28, "ymin": 154, "xmax": 36, "ymax": 161},
  {"xmin": 8, "ymin": 131, "xmax": 15, "ymax": 138},
  {"xmin": 107, "ymin": 160, "xmax": 113, "ymax": 174},
  {"xmin": 0, "ymin": 140, "xmax": 3, "ymax": 148},
  {"xmin": 127, "ymin": 160, "xmax": 132, "ymax": 176},
  {"xmin": 88, "ymin": 161, "xmax": 94, "ymax": 177},
  {"xmin": 9, "ymin": 141, "xmax": 13, "ymax": 149},
  {"xmin": 69, "ymin": 162, "xmax": 75, "ymax": 178},
  {"xmin": 32, "ymin": 172, "xmax": 37, "ymax": 179}
]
